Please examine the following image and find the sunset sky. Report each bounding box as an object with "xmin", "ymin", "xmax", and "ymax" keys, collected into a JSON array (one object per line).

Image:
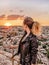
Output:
[{"xmin": 0, "ymin": 0, "xmax": 49, "ymax": 26}]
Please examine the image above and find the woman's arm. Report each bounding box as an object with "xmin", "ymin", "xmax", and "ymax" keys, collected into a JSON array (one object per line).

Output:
[
  {"xmin": 12, "ymin": 31, "xmax": 27, "ymax": 58},
  {"xmin": 11, "ymin": 43, "xmax": 21, "ymax": 58},
  {"xmin": 30, "ymin": 36, "xmax": 38, "ymax": 64},
  {"xmin": 10, "ymin": 45, "xmax": 18, "ymax": 49}
]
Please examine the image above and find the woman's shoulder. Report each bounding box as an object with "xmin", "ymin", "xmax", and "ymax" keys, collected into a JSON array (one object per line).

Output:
[
  {"xmin": 29, "ymin": 32, "xmax": 38, "ymax": 41},
  {"xmin": 29, "ymin": 32, "xmax": 39, "ymax": 47},
  {"xmin": 29, "ymin": 32, "xmax": 37, "ymax": 38}
]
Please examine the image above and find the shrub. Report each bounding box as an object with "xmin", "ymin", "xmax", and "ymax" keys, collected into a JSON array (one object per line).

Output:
[
  {"xmin": 38, "ymin": 41, "xmax": 41, "ymax": 46},
  {"xmin": 47, "ymin": 50, "xmax": 49, "ymax": 58},
  {"xmin": 42, "ymin": 44, "xmax": 46, "ymax": 49},
  {"xmin": 47, "ymin": 44, "xmax": 49, "ymax": 47},
  {"xmin": 37, "ymin": 59, "xmax": 43, "ymax": 64},
  {"xmin": 0, "ymin": 43, "xmax": 3, "ymax": 46}
]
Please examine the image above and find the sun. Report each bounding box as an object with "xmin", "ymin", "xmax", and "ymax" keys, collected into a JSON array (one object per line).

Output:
[{"xmin": 4, "ymin": 22, "xmax": 12, "ymax": 26}]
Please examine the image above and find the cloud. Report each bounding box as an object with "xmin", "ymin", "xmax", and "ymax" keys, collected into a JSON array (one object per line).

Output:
[
  {"xmin": 0, "ymin": 14, "xmax": 24, "ymax": 20},
  {"xmin": 0, "ymin": 15, "xmax": 5, "ymax": 20},
  {"xmin": 7, "ymin": 15, "xmax": 24, "ymax": 20}
]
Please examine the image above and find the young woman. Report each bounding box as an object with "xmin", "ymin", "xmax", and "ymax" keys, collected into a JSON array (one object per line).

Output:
[{"xmin": 12, "ymin": 17, "xmax": 41, "ymax": 65}]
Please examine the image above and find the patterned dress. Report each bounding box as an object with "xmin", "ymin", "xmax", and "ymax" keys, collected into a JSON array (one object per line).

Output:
[{"xmin": 17, "ymin": 31, "xmax": 38, "ymax": 65}]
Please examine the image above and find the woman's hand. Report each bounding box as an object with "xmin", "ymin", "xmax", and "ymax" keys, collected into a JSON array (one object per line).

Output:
[
  {"xmin": 31, "ymin": 64, "xmax": 33, "ymax": 65},
  {"xmin": 10, "ymin": 45, "xmax": 18, "ymax": 49},
  {"xmin": 31, "ymin": 64, "xmax": 35, "ymax": 65},
  {"xmin": 11, "ymin": 56, "xmax": 15, "ymax": 60},
  {"xmin": 10, "ymin": 45, "xmax": 14, "ymax": 49}
]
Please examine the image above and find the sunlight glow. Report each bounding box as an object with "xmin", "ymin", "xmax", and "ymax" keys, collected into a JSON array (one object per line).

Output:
[{"xmin": 4, "ymin": 22, "xmax": 12, "ymax": 26}]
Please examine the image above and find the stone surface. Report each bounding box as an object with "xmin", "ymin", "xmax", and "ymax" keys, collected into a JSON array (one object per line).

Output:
[{"xmin": 0, "ymin": 26, "xmax": 49, "ymax": 65}]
